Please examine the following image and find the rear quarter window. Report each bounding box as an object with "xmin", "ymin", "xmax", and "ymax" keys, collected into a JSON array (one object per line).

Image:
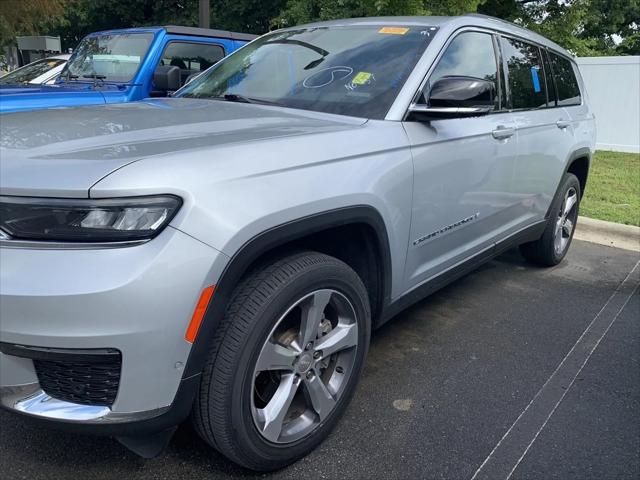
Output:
[{"xmin": 549, "ymin": 52, "xmax": 582, "ymax": 106}]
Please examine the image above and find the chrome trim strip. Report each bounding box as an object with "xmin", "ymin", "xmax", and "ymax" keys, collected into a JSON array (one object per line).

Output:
[
  {"xmin": 0, "ymin": 238, "xmax": 148, "ymax": 250},
  {"xmin": 0, "ymin": 384, "xmax": 169, "ymax": 424},
  {"xmin": 408, "ymin": 105, "xmax": 492, "ymax": 115}
]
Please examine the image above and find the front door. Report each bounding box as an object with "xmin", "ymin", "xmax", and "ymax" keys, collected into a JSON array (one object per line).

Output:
[{"xmin": 402, "ymin": 30, "xmax": 519, "ymax": 291}]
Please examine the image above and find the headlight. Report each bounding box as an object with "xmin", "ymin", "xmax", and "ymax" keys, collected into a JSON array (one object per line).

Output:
[{"xmin": 0, "ymin": 195, "xmax": 182, "ymax": 242}]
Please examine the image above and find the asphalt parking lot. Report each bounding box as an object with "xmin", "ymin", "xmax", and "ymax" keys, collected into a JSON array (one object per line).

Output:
[{"xmin": 1, "ymin": 239, "xmax": 638, "ymax": 480}]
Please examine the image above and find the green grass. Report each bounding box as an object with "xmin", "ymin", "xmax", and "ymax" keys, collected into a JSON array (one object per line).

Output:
[{"xmin": 580, "ymin": 150, "xmax": 640, "ymax": 226}]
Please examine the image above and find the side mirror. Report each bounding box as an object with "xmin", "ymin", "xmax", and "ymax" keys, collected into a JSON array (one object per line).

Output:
[
  {"xmin": 408, "ymin": 76, "xmax": 495, "ymax": 120},
  {"xmin": 151, "ymin": 65, "xmax": 181, "ymax": 96}
]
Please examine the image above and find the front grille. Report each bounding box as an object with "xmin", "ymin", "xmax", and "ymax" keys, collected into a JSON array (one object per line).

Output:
[{"xmin": 33, "ymin": 355, "xmax": 122, "ymax": 407}]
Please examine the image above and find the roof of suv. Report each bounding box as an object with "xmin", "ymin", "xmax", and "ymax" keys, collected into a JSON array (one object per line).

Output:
[{"xmin": 290, "ymin": 14, "xmax": 572, "ymax": 58}]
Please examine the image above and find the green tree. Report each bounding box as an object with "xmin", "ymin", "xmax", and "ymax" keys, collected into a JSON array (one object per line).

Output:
[
  {"xmin": 50, "ymin": 0, "xmax": 200, "ymax": 50},
  {"xmin": 3, "ymin": 0, "xmax": 638, "ymax": 55},
  {"xmin": 211, "ymin": 0, "xmax": 289, "ymax": 34},
  {"xmin": 0, "ymin": 0, "xmax": 69, "ymax": 47},
  {"xmin": 48, "ymin": 0, "xmax": 287, "ymax": 49},
  {"xmin": 273, "ymin": 0, "xmax": 485, "ymax": 27},
  {"xmin": 479, "ymin": 0, "xmax": 640, "ymax": 55}
]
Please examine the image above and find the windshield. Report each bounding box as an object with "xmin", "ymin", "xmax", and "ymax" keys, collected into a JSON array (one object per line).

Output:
[
  {"xmin": 176, "ymin": 25, "xmax": 438, "ymax": 119},
  {"xmin": 0, "ymin": 58, "xmax": 65, "ymax": 85},
  {"xmin": 60, "ymin": 33, "xmax": 153, "ymax": 83}
]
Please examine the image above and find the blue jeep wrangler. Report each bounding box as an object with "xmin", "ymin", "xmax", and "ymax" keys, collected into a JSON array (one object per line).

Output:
[{"xmin": 0, "ymin": 26, "xmax": 256, "ymax": 113}]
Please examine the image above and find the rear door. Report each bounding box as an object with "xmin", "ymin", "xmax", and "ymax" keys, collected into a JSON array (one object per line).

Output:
[
  {"xmin": 402, "ymin": 30, "xmax": 519, "ymax": 290},
  {"xmin": 547, "ymin": 50, "xmax": 594, "ymax": 163},
  {"xmin": 500, "ymin": 36, "xmax": 577, "ymax": 226}
]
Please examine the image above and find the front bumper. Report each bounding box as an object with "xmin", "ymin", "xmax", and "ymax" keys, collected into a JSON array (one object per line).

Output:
[{"xmin": 0, "ymin": 226, "xmax": 226, "ymax": 428}]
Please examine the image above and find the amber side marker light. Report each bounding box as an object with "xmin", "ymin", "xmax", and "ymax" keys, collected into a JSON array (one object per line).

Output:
[{"xmin": 185, "ymin": 285, "xmax": 215, "ymax": 343}]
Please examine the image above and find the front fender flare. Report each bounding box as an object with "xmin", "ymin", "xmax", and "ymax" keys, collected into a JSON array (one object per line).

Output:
[{"xmin": 182, "ymin": 205, "xmax": 392, "ymax": 379}]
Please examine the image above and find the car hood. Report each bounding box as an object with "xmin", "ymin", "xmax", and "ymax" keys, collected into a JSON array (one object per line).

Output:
[
  {"xmin": 0, "ymin": 83, "xmax": 125, "ymax": 113},
  {"xmin": 0, "ymin": 98, "xmax": 367, "ymax": 197},
  {"xmin": 0, "ymin": 83, "xmax": 87, "ymax": 93}
]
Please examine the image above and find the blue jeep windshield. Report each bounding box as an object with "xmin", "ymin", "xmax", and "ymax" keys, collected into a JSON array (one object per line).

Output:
[
  {"xmin": 177, "ymin": 25, "xmax": 438, "ymax": 119},
  {"xmin": 61, "ymin": 33, "xmax": 153, "ymax": 83}
]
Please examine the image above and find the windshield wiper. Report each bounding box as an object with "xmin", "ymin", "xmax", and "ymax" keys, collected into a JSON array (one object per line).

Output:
[
  {"xmin": 263, "ymin": 38, "xmax": 330, "ymax": 70},
  {"xmin": 265, "ymin": 39, "xmax": 329, "ymax": 57},
  {"xmin": 81, "ymin": 73, "xmax": 107, "ymax": 87},
  {"xmin": 61, "ymin": 71, "xmax": 79, "ymax": 81},
  {"xmin": 304, "ymin": 57, "xmax": 326, "ymax": 70},
  {"xmin": 215, "ymin": 94, "xmax": 285, "ymax": 107}
]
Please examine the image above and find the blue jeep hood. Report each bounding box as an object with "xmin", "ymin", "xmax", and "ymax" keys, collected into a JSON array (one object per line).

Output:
[{"xmin": 0, "ymin": 83, "xmax": 128, "ymax": 114}]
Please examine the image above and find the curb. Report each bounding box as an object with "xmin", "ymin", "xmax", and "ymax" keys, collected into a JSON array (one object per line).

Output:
[{"xmin": 574, "ymin": 216, "xmax": 640, "ymax": 252}]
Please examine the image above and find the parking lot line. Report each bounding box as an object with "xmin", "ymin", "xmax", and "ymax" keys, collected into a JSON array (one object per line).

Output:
[{"xmin": 470, "ymin": 259, "xmax": 640, "ymax": 480}]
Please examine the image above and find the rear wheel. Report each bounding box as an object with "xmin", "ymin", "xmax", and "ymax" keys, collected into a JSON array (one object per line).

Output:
[
  {"xmin": 192, "ymin": 252, "xmax": 370, "ymax": 471},
  {"xmin": 520, "ymin": 173, "xmax": 581, "ymax": 266}
]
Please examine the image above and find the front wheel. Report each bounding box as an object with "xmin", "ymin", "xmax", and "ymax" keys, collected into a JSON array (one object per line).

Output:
[
  {"xmin": 192, "ymin": 252, "xmax": 371, "ymax": 471},
  {"xmin": 520, "ymin": 172, "xmax": 581, "ymax": 266}
]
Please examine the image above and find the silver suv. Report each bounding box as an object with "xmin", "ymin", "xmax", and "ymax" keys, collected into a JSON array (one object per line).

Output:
[{"xmin": 0, "ymin": 15, "xmax": 595, "ymax": 471}]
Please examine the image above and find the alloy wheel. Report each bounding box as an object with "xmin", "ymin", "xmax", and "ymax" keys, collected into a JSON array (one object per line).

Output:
[
  {"xmin": 554, "ymin": 186, "xmax": 578, "ymax": 255},
  {"xmin": 251, "ymin": 289, "xmax": 359, "ymax": 444}
]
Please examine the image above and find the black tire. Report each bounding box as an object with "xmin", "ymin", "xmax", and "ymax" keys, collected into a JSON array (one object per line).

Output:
[
  {"xmin": 192, "ymin": 251, "xmax": 371, "ymax": 471},
  {"xmin": 520, "ymin": 173, "xmax": 581, "ymax": 266}
]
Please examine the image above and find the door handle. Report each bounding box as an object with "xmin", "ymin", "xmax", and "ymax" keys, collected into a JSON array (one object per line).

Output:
[
  {"xmin": 556, "ymin": 119, "xmax": 571, "ymax": 129},
  {"xmin": 492, "ymin": 126, "xmax": 515, "ymax": 140}
]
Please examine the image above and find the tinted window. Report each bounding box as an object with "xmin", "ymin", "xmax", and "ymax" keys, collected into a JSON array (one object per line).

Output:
[
  {"xmin": 160, "ymin": 42, "xmax": 225, "ymax": 86},
  {"xmin": 549, "ymin": 52, "xmax": 581, "ymax": 106},
  {"xmin": 502, "ymin": 37, "xmax": 547, "ymax": 109},
  {"xmin": 177, "ymin": 25, "xmax": 439, "ymax": 119},
  {"xmin": 427, "ymin": 31, "xmax": 499, "ymax": 109}
]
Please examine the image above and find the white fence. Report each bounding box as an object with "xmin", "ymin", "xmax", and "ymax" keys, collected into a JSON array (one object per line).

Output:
[{"xmin": 576, "ymin": 56, "xmax": 640, "ymax": 153}]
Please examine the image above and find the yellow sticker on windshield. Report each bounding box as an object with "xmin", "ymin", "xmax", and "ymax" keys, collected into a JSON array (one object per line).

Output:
[
  {"xmin": 352, "ymin": 72, "xmax": 373, "ymax": 85},
  {"xmin": 379, "ymin": 27, "xmax": 409, "ymax": 35}
]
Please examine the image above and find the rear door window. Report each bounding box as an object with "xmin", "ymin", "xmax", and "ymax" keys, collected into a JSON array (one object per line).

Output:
[
  {"xmin": 549, "ymin": 52, "xmax": 582, "ymax": 106},
  {"xmin": 501, "ymin": 37, "xmax": 548, "ymax": 109},
  {"xmin": 160, "ymin": 42, "xmax": 225, "ymax": 86}
]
